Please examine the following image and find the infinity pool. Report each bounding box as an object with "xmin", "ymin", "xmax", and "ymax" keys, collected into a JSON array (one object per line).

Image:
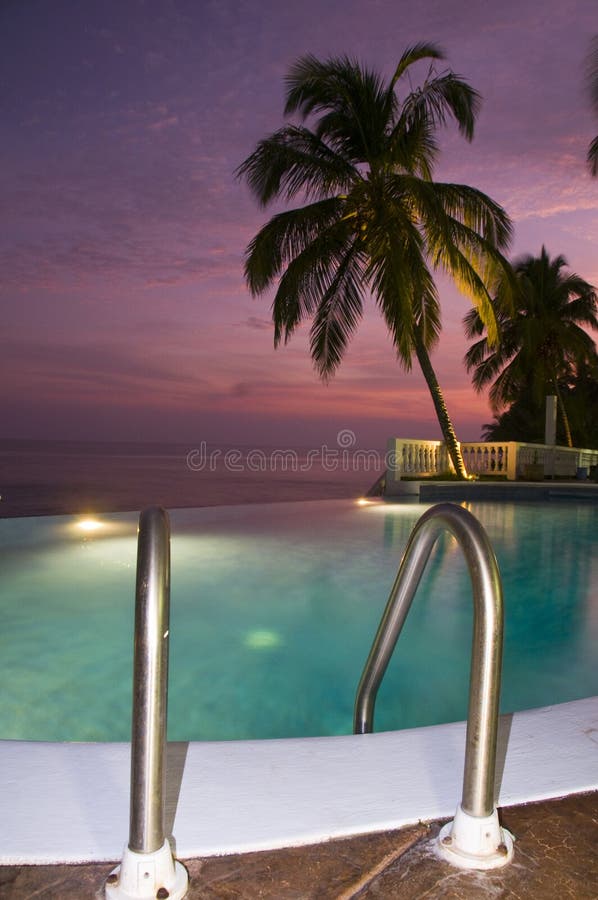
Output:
[{"xmin": 1, "ymin": 499, "xmax": 597, "ymax": 742}]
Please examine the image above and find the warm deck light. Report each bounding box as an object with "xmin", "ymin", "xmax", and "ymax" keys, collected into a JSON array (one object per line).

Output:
[
  {"xmin": 360, "ymin": 502, "xmax": 427, "ymax": 514},
  {"xmin": 64, "ymin": 515, "xmax": 135, "ymax": 541},
  {"xmin": 77, "ymin": 518, "xmax": 103, "ymax": 533}
]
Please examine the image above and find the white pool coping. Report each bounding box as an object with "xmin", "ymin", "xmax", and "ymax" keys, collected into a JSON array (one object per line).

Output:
[{"xmin": 1, "ymin": 696, "xmax": 597, "ymax": 865}]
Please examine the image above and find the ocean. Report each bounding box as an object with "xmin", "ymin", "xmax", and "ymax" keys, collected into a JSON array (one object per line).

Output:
[{"xmin": 0, "ymin": 439, "xmax": 384, "ymax": 518}]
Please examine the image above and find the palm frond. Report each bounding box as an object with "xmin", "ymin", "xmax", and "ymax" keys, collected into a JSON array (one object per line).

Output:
[
  {"xmin": 366, "ymin": 212, "xmax": 439, "ymax": 364},
  {"xmin": 387, "ymin": 116, "xmax": 439, "ymax": 177},
  {"xmin": 389, "ymin": 42, "xmax": 445, "ymax": 89},
  {"xmin": 397, "ymin": 176, "xmax": 511, "ymax": 343},
  {"xmin": 284, "ymin": 55, "xmax": 387, "ymax": 124},
  {"xmin": 284, "ymin": 55, "xmax": 361, "ymax": 118},
  {"xmin": 469, "ymin": 348, "xmax": 505, "ymax": 393},
  {"xmin": 235, "ymin": 126, "xmax": 358, "ymax": 205},
  {"xmin": 487, "ymin": 360, "xmax": 529, "ymax": 409},
  {"xmin": 437, "ymin": 239, "xmax": 499, "ymax": 341},
  {"xmin": 464, "ymin": 334, "xmax": 489, "ymax": 371},
  {"xmin": 284, "ymin": 55, "xmax": 394, "ymax": 163},
  {"xmin": 270, "ymin": 218, "xmax": 357, "ymax": 345},
  {"xmin": 562, "ymin": 294, "xmax": 598, "ymax": 330},
  {"xmin": 425, "ymin": 181, "xmax": 513, "ymax": 248},
  {"xmin": 309, "ymin": 243, "xmax": 366, "ymax": 376},
  {"xmin": 244, "ymin": 197, "xmax": 345, "ymax": 294},
  {"xmin": 463, "ymin": 307, "xmax": 485, "ymax": 339},
  {"xmin": 399, "ymin": 73, "xmax": 481, "ymax": 142}
]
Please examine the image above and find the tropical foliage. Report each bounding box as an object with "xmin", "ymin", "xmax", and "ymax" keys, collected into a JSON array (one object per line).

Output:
[
  {"xmin": 481, "ymin": 359, "xmax": 598, "ymax": 449},
  {"xmin": 237, "ymin": 45, "xmax": 512, "ymax": 478},
  {"xmin": 567, "ymin": 357, "xmax": 598, "ymax": 448},
  {"xmin": 481, "ymin": 360, "xmax": 598, "ymax": 450},
  {"xmin": 465, "ymin": 247, "xmax": 598, "ymax": 447}
]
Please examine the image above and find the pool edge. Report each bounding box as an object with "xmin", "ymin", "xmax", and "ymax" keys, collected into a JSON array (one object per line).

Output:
[{"xmin": 1, "ymin": 695, "xmax": 597, "ymax": 865}]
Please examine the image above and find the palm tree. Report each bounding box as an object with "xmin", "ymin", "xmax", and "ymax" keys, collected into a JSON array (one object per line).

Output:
[
  {"xmin": 236, "ymin": 46, "xmax": 512, "ymax": 479},
  {"xmin": 586, "ymin": 36, "xmax": 598, "ymax": 175},
  {"xmin": 464, "ymin": 247, "xmax": 598, "ymax": 447}
]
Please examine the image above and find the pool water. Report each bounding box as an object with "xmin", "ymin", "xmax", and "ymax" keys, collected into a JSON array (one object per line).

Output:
[{"xmin": 1, "ymin": 499, "xmax": 597, "ymax": 742}]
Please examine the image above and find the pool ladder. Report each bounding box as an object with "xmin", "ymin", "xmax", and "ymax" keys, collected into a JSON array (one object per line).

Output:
[
  {"xmin": 354, "ymin": 502, "xmax": 513, "ymax": 869},
  {"xmin": 105, "ymin": 501, "xmax": 512, "ymax": 897}
]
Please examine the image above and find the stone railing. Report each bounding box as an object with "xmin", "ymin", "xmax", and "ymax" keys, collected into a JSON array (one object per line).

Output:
[
  {"xmin": 514, "ymin": 443, "xmax": 598, "ymax": 479},
  {"xmin": 386, "ymin": 438, "xmax": 598, "ymax": 484},
  {"xmin": 461, "ymin": 442, "xmax": 515, "ymax": 479},
  {"xmin": 386, "ymin": 438, "xmax": 450, "ymax": 480}
]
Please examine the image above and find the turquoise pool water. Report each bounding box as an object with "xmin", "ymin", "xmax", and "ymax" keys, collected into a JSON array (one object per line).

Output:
[{"xmin": 1, "ymin": 499, "xmax": 597, "ymax": 742}]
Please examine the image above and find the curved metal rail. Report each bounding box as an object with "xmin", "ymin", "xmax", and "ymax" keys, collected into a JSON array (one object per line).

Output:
[{"xmin": 353, "ymin": 502, "xmax": 504, "ymax": 819}]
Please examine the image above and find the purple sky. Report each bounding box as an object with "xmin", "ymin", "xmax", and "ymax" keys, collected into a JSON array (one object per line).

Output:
[{"xmin": 2, "ymin": 0, "xmax": 597, "ymax": 448}]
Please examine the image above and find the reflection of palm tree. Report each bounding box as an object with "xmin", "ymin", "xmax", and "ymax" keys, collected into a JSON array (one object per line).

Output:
[
  {"xmin": 237, "ymin": 46, "xmax": 512, "ymax": 479},
  {"xmin": 465, "ymin": 247, "xmax": 598, "ymax": 447},
  {"xmin": 587, "ymin": 36, "xmax": 598, "ymax": 175}
]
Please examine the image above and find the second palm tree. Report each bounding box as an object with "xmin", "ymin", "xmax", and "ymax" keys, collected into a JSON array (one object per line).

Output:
[{"xmin": 464, "ymin": 246, "xmax": 598, "ymax": 448}]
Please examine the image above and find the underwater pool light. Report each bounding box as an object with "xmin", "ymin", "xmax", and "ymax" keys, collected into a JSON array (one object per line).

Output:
[{"xmin": 244, "ymin": 629, "xmax": 283, "ymax": 650}]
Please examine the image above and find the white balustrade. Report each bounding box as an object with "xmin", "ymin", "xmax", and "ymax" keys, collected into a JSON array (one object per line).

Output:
[
  {"xmin": 461, "ymin": 443, "xmax": 513, "ymax": 478},
  {"xmin": 386, "ymin": 438, "xmax": 598, "ymax": 484}
]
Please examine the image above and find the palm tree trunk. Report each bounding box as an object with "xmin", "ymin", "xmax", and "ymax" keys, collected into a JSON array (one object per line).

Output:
[
  {"xmin": 552, "ymin": 379, "xmax": 573, "ymax": 448},
  {"xmin": 414, "ymin": 332, "xmax": 468, "ymax": 479}
]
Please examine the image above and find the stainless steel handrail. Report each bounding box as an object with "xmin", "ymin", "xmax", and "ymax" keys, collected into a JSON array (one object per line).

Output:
[
  {"xmin": 353, "ymin": 502, "xmax": 504, "ymax": 819},
  {"xmin": 106, "ymin": 506, "xmax": 188, "ymax": 898},
  {"xmin": 129, "ymin": 505, "xmax": 171, "ymax": 853}
]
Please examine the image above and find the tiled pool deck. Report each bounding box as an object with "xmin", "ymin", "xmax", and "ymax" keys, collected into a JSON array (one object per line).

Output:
[{"xmin": 2, "ymin": 791, "xmax": 596, "ymax": 899}]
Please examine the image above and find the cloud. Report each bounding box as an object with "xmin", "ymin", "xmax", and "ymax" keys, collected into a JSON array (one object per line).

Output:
[
  {"xmin": 241, "ymin": 316, "xmax": 272, "ymax": 331},
  {"xmin": 230, "ymin": 381, "xmax": 252, "ymax": 397},
  {"xmin": 148, "ymin": 114, "xmax": 179, "ymax": 131}
]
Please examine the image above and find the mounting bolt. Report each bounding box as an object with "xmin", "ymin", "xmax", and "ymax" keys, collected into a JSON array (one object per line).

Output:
[
  {"xmin": 106, "ymin": 873, "xmax": 118, "ymax": 885},
  {"xmin": 156, "ymin": 888, "xmax": 170, "ymax": 899},
  {"xmin": 497, "ymin": 843, "xmax": 509, "ymax": 856},
  {"xmin": 441, "ymin": 834, "xmax": 452, "ymax": 846}
]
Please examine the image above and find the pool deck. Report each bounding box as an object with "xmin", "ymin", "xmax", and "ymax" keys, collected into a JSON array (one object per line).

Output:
[
  {"xmin": 2, "ymin": 790, "xmax": 597, "ymax": 898},
  {"xmin": 1, "ymin": 697, "xmax": 596, "ymax": 898}
]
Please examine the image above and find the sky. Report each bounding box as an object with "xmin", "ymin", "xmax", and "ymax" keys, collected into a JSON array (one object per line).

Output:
[{"xmin": 2, "ymin": 0, "xmax": 598, "ymax": 449}]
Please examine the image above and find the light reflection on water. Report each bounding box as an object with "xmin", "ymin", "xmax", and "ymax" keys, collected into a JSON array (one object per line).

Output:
[{"xmin": 0, "ymin": 499, "xmax": 596, "ymax": 742}]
